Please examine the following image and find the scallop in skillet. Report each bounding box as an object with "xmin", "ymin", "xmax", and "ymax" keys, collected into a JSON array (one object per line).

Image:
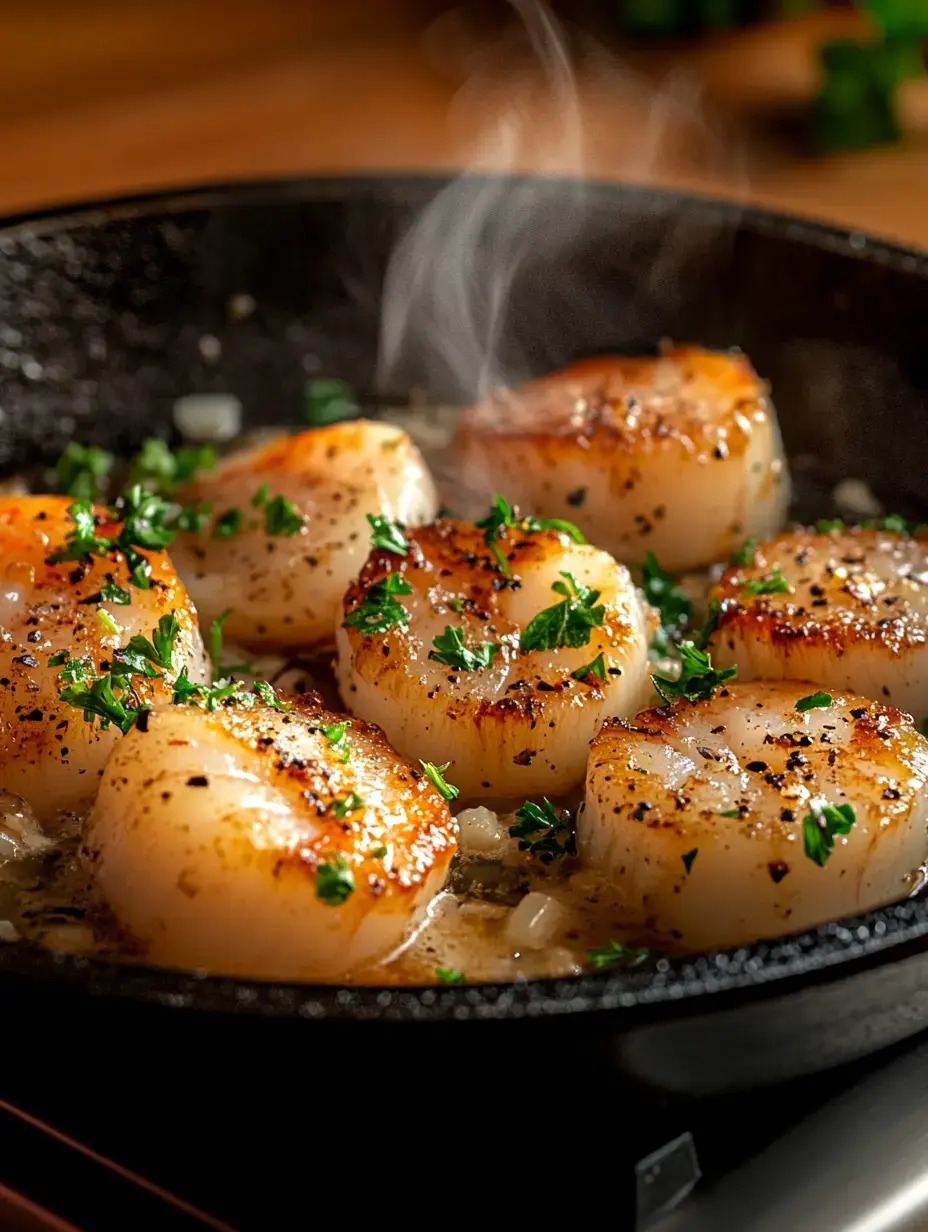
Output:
[
  {"xmin": 579, "ymin": 680, "xmax": 928, "ymax": 951},
  {"xmin": 0, "ymin": 496, "xmax": 207, "ymax": 824},
  {"xmin": 707, "ymin": 524, "xmax": 928, "ymax": 718},
  {"xmin": 454, "ymin": 345, "xmax": 790, "ymax": 573},
  {"xmin": 85, "ymin": 692, "xmax": 458, "ymax": 980},
  {"xmin": 170, "ymin": 420, "xmax": 438, "ymax": 652},
  {"xmin": 336, "ymin": 510, "xmax": 656, "ymax": 800}
]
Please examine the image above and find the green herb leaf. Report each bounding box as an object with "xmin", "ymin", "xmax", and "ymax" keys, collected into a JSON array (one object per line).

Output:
[
  {"xmin": 129, "ymin": 439, "xmax": 216, "ymax": 495},
  {"xmin": 321, "ymin": 719, "xmax": 352, "ymax": 762},
  {"xmin": 366, "ymin": 513, "xmax": 409, "ymax": 556},
  {"xmin": 803, "ymin": 802, "xmax": 856, "ymax": 867},
  {"xmin": 730, "ymin": 537, "xmax": 758, "ymax": 566},
  {"xmin": 208, "ymin": 609, "xmax": 231, "ymax": 677},
  {"xmin": 419, "ymin": 760, "xmax": 459, "ymax": 802},
  {"xmin": 436, "ymin": 967, "xmax": 465, "ymax": 985},
  {"xmin": 252, "ymin": 679, "xmax": 290, "ymax": 710},
  {"xmin": 54, "ymin": 443, "xmax": 114, "ymax": 501},
  {"xmin": 652, "ymin": 642, "xmax": 737, "ymax": 703},
  {"xmin": 694, "ymin": 597, "xmax": 721, "ymax": 651},
  {"xmin": 262, "ymin": 494, "xmax": 304, "ymax": 537},
  {"xmin": 428, "ymin": 626, "xmax": 500, "ymax": 672},
  {"xmin": 342, "ymin": 573, "xmax": 413, "ymax": 636},
  {"xmin": 796, "ymin": 691, "xmax": 833, "ymax": 713},
  {"xmin": 58, "ymin": 675, "xmax": 146, "ymax": 735},
  {"xmin": 509, "ymin": 797, "xmax": 576, "ymax": 863},
  {"xmin": 587, "ymin": 941, "xmax": 657, "ymax": 971},
  {"xmin": 213, "ymin": 509, "xmax": 243, "ymax": 539},
  {"xmin": 816, "ymin": 518, "xmax": 845, "ymax": 533},
  {"xmin": 682, "ymin": 848, "xmax": 698, "ymax": 874},
  {"xmin": 304, "ymin": 378, "xmax": 358, "ymax": 428},
  {"xmin": 116, "ymin": 486, "xmax": 177, "ymax": 552},
  {"xmin": 642, "ymin": 552, "xmax": 692, "ymax": 648},
  {"xmin": 475, "ymin": 494, "xmax": 585, "ymax": 577},
  {"xmin": 46, "ymin": 500, "xmax": 113, "ymax": 564},
  {"xmin": 862, "ymin": 513, "xmax": 928, "ymax": 535},
  {"xmin": 720, "ymin": 808, "xmax": 740, "ymax": 818},
  {"xmin": 330, "ymin": 792, "xmax": 365, "ymax": 820},
  {"xmin": 571, "ymin": 651, "xmax": 608, "ymax": 682},
  {"xmin": 174, "ymin": 502, "xmax": 213, "ymax": 533},
  {"xmin": 315, "ymin": 854, "xmax": 355, "ymax": 905},
  {"xmin": 519, "ymin": 571, "xmax": 606, "ymax": 653},
  {"xmin": 739, "ymin": 565, "xmax": 790, "ymax": 596},
  {"xmin": 97, "ymin": 609, "xmax": 120, "ymax": 636},
  {"xmin": 49, "ymin": 654, "xmax": 95, "ymax": 684},
  {"xmin": 370, "ymin": 844, "xmax": 387, "ymax": 859},
  {"xmin": 448, "ymin": 596, "xmax": 465, "ymax": 613}
]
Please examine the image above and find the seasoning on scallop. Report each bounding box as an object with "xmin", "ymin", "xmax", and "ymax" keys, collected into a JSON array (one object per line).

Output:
[
  {"xmin": 84, "ymin": 692, "xmax": 458, "ymax": 980},
  {"xmin": 335, "ymin": 500, "xmax": 657, "ymax": 799},
  {"xmin": 707, "ymin": 522, "xmax": 928, "ymax": 717},
  {"xmin": 169, "ymin": 420, "xmax": 438, "ymax": 651},
  {"xmin": 454, "ymin": 345, "xmax": 790, "ymax": 573},
  {"xmin": 0, "ymin": 495, "xmax": 208, "ymax": 825},
  {"xmin": 578, "ymin": 679, "xmax": 928, "ymax": 951}
]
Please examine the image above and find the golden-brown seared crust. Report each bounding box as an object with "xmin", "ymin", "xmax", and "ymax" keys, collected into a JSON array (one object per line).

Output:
[
  {"xmin": 710, "ymin": 526, "xmax": 928, "ymax": 654},
  {"xmin": 457, "ymin": 345, "xmax": 769, "ymax": 464},
  {"xmin": 137, "ymin": 694, "xmax": 458, "ymax": 901}
]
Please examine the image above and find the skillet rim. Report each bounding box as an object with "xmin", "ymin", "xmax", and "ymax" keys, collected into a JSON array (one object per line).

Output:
[{"xmin": 3, "ymin": 171, "xmax": 928, "ymax": 1021}]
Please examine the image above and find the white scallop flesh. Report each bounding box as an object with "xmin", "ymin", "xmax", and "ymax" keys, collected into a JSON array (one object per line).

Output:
[
  {"xmin": 0, "ymin": 496, "xmax": 207, "ymax": 824},
  {"xmin": 454, "ymin": 346, "xmax": 790, "ymax": 572},
  {"xmin": 580, "ymin": 680, "xmax": 928, "ymax": 951},
  {"xmin": 710, "ymin": 526, "xmax": 928, "ymax": 719},
  {"xmin": 336, "ymin": 519, "xmax": 656, "ymax": 799},
  {"xmin": 170, "ymin": 419, "xmax": 438, "ymax": 651},
  {"xmin": 85, "ymin": 694, "xmax": 458, "ymax": 979}
]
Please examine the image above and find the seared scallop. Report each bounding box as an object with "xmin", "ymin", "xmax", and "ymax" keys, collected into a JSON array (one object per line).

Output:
[
  {"xmin": 579, "ymin": 680, "xmax": 928, "ymax": 951},
  {"xmin": 0, "ymin": 496, "xmax": 207, "ymax": 824},
  {"xmin": 454, "ymin": 345, "xmax": 789, "ymax": 572},
  {"xmin": 336, "ymin": 517, "xmax": 655, "ymax": 799},
  {"xmin": 85, "ymin": 693, "xmax": 457, "ymax": 979},
  {"xmin": 170, "ymin": 420, "xmax": 438, "ymax": 651},
  {"xmin": 708, "ymin": 525, "xmax": 928, "ymax": 718}
]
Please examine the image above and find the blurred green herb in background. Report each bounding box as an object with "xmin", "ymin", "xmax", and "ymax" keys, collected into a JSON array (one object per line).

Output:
[{"xmin": 612, "ymin": 1, "xmax": 927, "ymax": 153}]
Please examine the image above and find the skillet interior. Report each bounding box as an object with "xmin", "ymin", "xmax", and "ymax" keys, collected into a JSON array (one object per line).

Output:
[{"xmin": 3, "ymin": 175, "xmax": 928, "ymax": 1054}]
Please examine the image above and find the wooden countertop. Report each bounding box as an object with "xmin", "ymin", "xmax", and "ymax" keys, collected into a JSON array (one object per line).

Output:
[{"xmin": 3, "ymin": 2, "xmax": 928, "ymax": 246}]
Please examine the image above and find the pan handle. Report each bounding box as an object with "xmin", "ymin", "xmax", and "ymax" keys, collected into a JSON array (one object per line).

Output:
[{"xmin": 652, "ymin": 1035, "xmax": 928, "ymax": 1232}]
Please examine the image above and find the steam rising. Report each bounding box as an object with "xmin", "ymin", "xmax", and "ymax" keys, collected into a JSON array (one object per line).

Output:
[{"xmin": 376, "ymin": 1, "xmax": 746, "ymax": 404}]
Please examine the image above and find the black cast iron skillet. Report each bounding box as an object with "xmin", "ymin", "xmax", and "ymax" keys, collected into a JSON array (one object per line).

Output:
[{"xmin": 3, "ymin": 175, "xmax": 928, "ymax": 1102}]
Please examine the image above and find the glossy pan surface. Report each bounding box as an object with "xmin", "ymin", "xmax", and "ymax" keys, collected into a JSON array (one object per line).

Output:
[{"xmin": 2, "ymin": 176, "xmax": 928, "ymax": 1087}]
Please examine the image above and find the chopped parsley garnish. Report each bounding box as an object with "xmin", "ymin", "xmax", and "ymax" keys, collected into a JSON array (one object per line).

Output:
[
  {"xmin": 55, "ymin": 443, "xmax": 114, "ymax": 501},
  {"xmin": 475, "ymin": 494, "xmax": 585, "ymax": 577},
  {"xmin": 304, "ymin": 378, "xmax": 358, "ymax": 428},
  {"xmin": 97, "ymin": 609, "xmax": 120, "ymax": 637},
  {"xmin": 46, "ymin": 501, "xmax": 112, "ymax": 564},
  {"xmin": 796, "ymin": 691, "xmax": 833, "ymax": 713},
  {"xmin": 682, "ymin": 848, "xmax": 698, "ymax": 874},
  {"xmin": 642, "ymin": 552, "xmax": 692, "ymax": 653},
  {"xmin": 129, "ymin": 438, "xmax": 216, "ymax": 495},
  {"xmin": 252, "ymin": 487, "xmax": 304, "ymax": 537},
  {"xmin": 448, "ymin": 597, "xmax": 465, "ymax": 613},
  {"xmin": 739, "ymin": 565, "xmax": 790, "ymax": 597},
  {"xmin": 509, "ymin": 798, "xmax": 576, "ymax": 863},
  {"xmin": 694, "ymin": 597, "xmax": 721, "ymax": 651},
  {"xmin": 429, "ymin": 626, "xmax": 500, "ymax": 672},
  {"xmin": 95, "ymin": 582, "xmax": 131, "ymax": 605},
  {"xmin": 175, "ymin": 502, "xmax": 213, "ymax": 533},
  {"xmin": 652, "ymin": 641, "xmax": 737, "ymax": 703},
  {"xmin": 720, "ymin": 808, "xmax": 740, "ymax": 818},
  {"xmin": 730, "ymin": 537, "xmax": 758, "ymax": 567},
  {"xmin": 865, "ymin": 513, "xmax": 928, "ymax": 535},
  {"xmin": 343, "ymin": 573, "xmax": 413, "ymax": 636},
  {"xmin": 816, "ymin": 518, "xmax": 845, "ymax": 533},
  {"xmin": 436, "ymin": 967, "xmax": 465, "ymax": 985},
  {"xmin": 315, "ymin": 854, "xmax": 355, "ymax": 905},
  {"xmin": 321, "ymin": 719, "xmax": 352, "ymax": 762},
  {"xmin": 370, "ymin": 845, "xmax": 388, "ymax": 859},
  {"xmin": 587, "ymin": 941, "xmax": 657, "ymax": 971},
  {"xmin": 571, "ymin": 651, "xmax": 608, "ymax": 682},
  {"xmin": 253, "ymin": 680, "xmax": 290, "ymax": 710},
  {"xmin": 803, "ymin": 802, "xmax": 856, "ymax": 867},
  {"xmin": 330, "ymin": 792, "xmax": 365, "ymax": 820},
  {"xmin": 367, "ymin": 513, "xmax": 409, "ymax": 556},
  {"xmin": 209, "ymin": 609, "xmax": 232, "ymax": 677},
  {"xmin": 214, "ymin": 509, "xmax": 243, "ymax": 539},
  {"xmin": 58, "ymin": 673, "xmax": 145, "ymax": 735},
  {"xmin": 419, "ymin": 760, "xmax": 459, "ymax": 802},
  {"xmin": 519, "ymin": 571, "xmax": 605, "ymax": 653}
]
